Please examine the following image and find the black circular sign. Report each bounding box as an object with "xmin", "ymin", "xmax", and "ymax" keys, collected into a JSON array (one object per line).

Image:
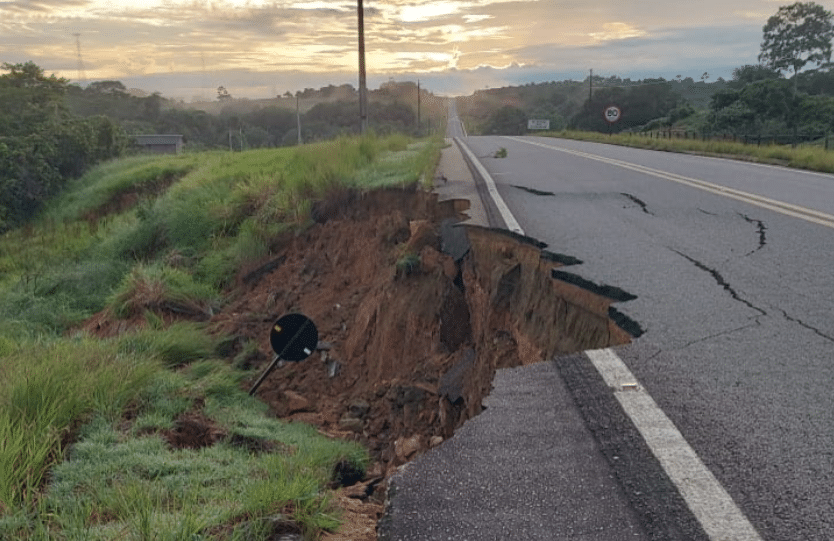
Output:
[{"xmin": 269, "ymin": 313, "xmax": 318, "ymax": 362}]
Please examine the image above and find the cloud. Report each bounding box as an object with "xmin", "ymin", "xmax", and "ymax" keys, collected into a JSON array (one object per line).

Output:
[
  {"xmin": 0, "ymin": 0, "xmax": 790, "ymax": 97},
  {"xmin": 588, "ymin": 22, "xmax": 647, "ymax": 42}
]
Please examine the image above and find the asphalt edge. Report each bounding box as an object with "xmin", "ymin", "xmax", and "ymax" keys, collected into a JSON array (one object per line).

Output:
[{"xmin": 555, "ymin": 350, "xmax": 711, "ymax": 541}]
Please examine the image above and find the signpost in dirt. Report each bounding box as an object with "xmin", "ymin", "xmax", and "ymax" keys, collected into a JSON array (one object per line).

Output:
[{"xmin": 249, "ymin": 313, "xmax": 318, "ymax": 395}]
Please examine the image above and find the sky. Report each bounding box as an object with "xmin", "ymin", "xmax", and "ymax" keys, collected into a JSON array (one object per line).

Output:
[{"xmin": 2, "ymin": 0, "xmax": 833, "ymax": 99}]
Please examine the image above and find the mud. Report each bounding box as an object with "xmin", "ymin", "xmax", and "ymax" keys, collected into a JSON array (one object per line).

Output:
[{"xmin": 84, "ymin": 186, "xmax": 638, "ymax": 539}]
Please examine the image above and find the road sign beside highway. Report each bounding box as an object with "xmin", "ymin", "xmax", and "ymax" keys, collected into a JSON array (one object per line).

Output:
[
  {"xmin": 603, "ymin": 105, "xmax": 621, "ymax": 124},
  {"xmin": 527, "ymin": 119, "xmax": 550, "ymax": 130}
]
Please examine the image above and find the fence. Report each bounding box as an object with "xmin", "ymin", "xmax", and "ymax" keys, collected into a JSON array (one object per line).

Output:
[{"xmin": 634, "ymin": 130, "xmax": 832, "ymax": 150}]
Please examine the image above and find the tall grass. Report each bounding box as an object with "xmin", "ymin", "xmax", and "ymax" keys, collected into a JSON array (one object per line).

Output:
[
  {"xmin": 1, "ymin": 360, "xmax": 368, "ymax": 540},
  {"xmin": 0, "ymin": 133, "xmax": 423, "ymax": 538},
  {"xmin": 543, "ymin": 130, "xmax": 834, "ymax": 174},
  {"xmin": 0, "ymin": 339, "xmax": 156, "ymax": 510}
]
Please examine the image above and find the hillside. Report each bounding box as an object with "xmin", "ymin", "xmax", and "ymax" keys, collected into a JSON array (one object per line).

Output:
[{"xmin": 0, "ymin": 134, "xmax": 640, "ymax": 539}]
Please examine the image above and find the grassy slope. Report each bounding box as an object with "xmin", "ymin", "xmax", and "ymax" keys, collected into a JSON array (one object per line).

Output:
[
  {"xmin": 0, "ymin": 134, "xmax": 441, "ymax": 539},
  {"xmin": 539, "ymin": 130, "xmax": 834, "ymax": 174}
]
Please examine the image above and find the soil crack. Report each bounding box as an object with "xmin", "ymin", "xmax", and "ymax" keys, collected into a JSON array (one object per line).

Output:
[
  {"xmin": 738, "ymin": 213, "xmax": 767, "ymax": 255},
  {"xmin": 620, "ymin": 193, "xmax": 653, "ymax": 215},
  {"xmin": 672, "ymin": 249, "xmax": 767, "ymax": 316}
]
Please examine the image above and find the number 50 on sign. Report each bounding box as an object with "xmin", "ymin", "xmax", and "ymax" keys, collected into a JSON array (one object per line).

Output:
[{"xmin": 604, "ymin": 105, "xmax": 621, "ymax": 124}]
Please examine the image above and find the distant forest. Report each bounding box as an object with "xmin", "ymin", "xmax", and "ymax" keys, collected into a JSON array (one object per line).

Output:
[
  {"xmin": 457, "ymin": 67, "xmax": 834, "ymax": 137},
  {"xmin": 0, "ymin": 62, "xmax": 445, "ymax": 230},
  {"xmin": 462, "ymin": 2, "xmax": 834, "ymax": 138},
  {"xmin": 66, "ymin": 79, "xmax": 447, "ymax": 150}
]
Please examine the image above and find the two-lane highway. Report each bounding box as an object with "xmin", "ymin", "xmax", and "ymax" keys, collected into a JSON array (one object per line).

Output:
[{"xmin": 458, "ymin": 130, "xmax": 834, "ymax": 540}]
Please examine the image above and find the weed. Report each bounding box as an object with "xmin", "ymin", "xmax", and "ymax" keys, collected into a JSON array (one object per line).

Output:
[
  {"xmin": 495, "ymin": 147, "xmax": 508, "ymax": 158},
  {"xmin": 108, "ymin": 263, "xmax": 219, "ymax": 320}
]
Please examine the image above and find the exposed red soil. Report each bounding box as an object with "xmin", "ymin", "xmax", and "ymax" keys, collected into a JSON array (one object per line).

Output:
[{"xmin": 82, "ymin": 186, "xmax": 633, "ymax": 540}]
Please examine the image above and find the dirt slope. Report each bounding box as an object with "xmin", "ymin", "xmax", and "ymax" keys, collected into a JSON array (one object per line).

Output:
[{"xmin": 84, "ymin": 186, "xmax": 635, "ymax": 539}]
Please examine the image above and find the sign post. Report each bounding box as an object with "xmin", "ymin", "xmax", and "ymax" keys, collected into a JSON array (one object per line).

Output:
[
  {"xmin": 249, "ymin": 313, "xmax": 318, "ymax": 395},
  {"xmin": 603, "ymin": 105, "xmax": 621, "ymax": 135},
  {"xmin": 527, "ymin": 119, "xmax": 550, "ymax": 130}
]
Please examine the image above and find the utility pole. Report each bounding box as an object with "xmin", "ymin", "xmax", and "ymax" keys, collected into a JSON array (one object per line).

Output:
[
  {"xmin": 589, "ymin": 69, "xmax": 593, "ymax": 102},
  {"xmin": 296, "ymin": 94, "xmax": 302, "ymax": 145},
  {"xmin": 417, "ymin": 80, "xmax": 421, "ymax": 135},
  {"xmin": 357, "ymin": 0, "xmax": 368, "ymax": 134}
]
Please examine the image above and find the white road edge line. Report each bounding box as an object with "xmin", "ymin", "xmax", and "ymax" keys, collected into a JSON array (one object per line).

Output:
[
  {"xmin": 506, "ymin": 136, "xmax": 834, "ymax": 230},
  {"xmin": 586, "ymin": 348, "xmax": 763, "ymax": 541},
  {"xmin": 454, "ymin": 137, "xmax": 523, "ymax": 234},
  {"xmin": 458, "ymin": 140, "xmax": 763, "ymax": 539}
]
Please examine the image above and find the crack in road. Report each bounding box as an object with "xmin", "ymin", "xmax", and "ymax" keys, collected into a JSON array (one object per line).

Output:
[
  {"xmin": 620, "ymin": 193, "xmax": 653, "ymax": 215},
  {"xmin": 513, "ymin": 184, "xmax": 555, "ymax": 196},
  {"xmin": 779, "ymin": 309, "xmax": 834, "ymax": 343},
  {"xmin": 675, "ymin": 321, "xmax": 762, "ymax": 351},
  {"xmin": 738, "ymin": 213, "xmax": 767, "ymax": 255},
  {"xmin": 672, "ymin": 249, "xmax": 768, "ymax": 316}
]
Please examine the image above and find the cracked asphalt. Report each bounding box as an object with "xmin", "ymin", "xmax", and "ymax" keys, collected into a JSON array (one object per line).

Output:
[{"xmin": 462, "ymin": 135, "xmax": 834, "ymax": 541}]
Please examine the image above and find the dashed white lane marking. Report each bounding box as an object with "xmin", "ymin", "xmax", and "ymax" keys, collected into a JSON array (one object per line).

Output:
[
  {"xmin": 458, "ymin": 140, "xmax": 764, "ymax": 540},
  {"xmin": 586, "ymin": 348, "xmax": 763, "ymax": 541},
  {"xmin": 506, "ymin": 136, "xmax": 834, "ymax": 230},
  {"xmin": 454, "ymin": 137, "xmax": 523, "ymax": 234}
]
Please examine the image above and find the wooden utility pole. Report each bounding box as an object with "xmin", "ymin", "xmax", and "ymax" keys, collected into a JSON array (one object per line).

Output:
[
  {"xmin": 296, "ymin": 94, "xmax": 302, "ymax": 145},
  {"xmin": 417, "ymin": 79, "xmax": 421, "ymax": 134},
  {"xmin": 589, "ymin": 69, "xmax": 593, "ymax": 102},
  {"xmin": 357, "ymin": 0, "xmax": 368, "ymax": 134}
]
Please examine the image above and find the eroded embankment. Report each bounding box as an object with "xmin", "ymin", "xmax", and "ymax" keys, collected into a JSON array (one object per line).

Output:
[{"xmin": 211, "ymin": 186, "xmax": 636, "ymax": 482}]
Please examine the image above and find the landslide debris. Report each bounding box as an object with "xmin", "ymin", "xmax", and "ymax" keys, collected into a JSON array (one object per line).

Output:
[
  {"xmin": 84, "ymin": 185, "xmax": 638, "ymax": 540},
  {"xmin": 210, "ymin": 186, "xmax": 635, "ymax": 478}
]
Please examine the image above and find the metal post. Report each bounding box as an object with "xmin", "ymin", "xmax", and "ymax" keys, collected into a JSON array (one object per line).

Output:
[
  {"xmin": 249, "ymin": 355, "xmax": 282, "ymax": 396},
  {"xmin": 357, "ymin": 0, "xmax": 368, "ymax": 134}
]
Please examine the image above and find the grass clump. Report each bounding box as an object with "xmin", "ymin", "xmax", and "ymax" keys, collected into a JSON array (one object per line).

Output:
[
  {"xmin": 0, "ymin": 339, "xmax": 156, "ymax": 510},
  {"xmin": 108, "ymin": 263, "xmax": 219, "ymax": 320}
]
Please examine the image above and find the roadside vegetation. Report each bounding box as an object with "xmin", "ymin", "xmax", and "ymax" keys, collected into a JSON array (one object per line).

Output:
[
  {"xmin": 0, "ymin": 133, "xmax": 441, "ymax": 539},
  {"xmin": 538, "ymin": 130, "xmax": 834, "ymax": 174},
  {"xmin": 456, "ymin": 2, "xmax": 834, "ymax": 174}
]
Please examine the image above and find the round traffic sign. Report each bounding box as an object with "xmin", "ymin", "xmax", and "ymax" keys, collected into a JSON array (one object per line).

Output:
[
  {"xmin": 269, "ymin": 313, "xmax": 318, "ymax": 362},
  {"xmin": 603, "ymin": 105, "xmax": 622, "ymax": 124}
]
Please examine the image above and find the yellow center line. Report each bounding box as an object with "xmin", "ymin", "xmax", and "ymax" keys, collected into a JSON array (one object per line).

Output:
[{"xmin": 507, "ymin": 137, "xmax": 834, "ymax": 230}]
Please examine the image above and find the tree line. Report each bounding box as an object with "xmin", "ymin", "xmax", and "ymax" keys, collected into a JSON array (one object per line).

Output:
[
  {"xmin": 463, "ymin": 2, "xmax": 834, "ymax": 139},
  {"xmin": 0, "ymin": 65, "xmax": 440, "ymax": 231},
  {"xmin": 0, "ymin": 62, "xmax": 126, "ymax": 230}
]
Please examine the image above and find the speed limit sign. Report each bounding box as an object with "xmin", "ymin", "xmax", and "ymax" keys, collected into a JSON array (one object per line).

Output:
[{"xmin": 603, "ymin": 105, "xmax": 621, "ymax": 124}]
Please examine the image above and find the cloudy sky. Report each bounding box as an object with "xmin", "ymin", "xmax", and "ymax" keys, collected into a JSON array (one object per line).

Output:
[{"xmin": 2, "ymin": 0, "xmax": 832, "ymax": 99}]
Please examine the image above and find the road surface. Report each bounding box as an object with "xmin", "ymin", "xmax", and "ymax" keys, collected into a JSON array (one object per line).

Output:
[{"xmin": 455, "ymin": 115, "xmax": 834, "ymax": 541}]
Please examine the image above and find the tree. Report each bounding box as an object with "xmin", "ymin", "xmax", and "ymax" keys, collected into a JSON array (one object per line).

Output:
[
  {"xmin": 729, "ymin": 64, "xmax": 783, "ymax": 89},
  {"xmin": 217, "ymin": 86, "xmax": 231, "ymax": 101},
  {"xmin": 759, "ymin": 2, "xmax": 834, "ymax": 94}
]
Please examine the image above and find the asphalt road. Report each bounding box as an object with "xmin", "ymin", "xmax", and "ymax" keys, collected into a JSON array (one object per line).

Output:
[{"xmin": 459, "ymin": 131, "xmax": 834, "ymax": 541}]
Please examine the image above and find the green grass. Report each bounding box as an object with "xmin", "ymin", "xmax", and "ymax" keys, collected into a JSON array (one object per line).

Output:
[
  {"xmin": 540, "ymin": 130, "xmax": 834, "ymax": 174},
  {"xmin": 0, "ymin": 360, "xmax": 367, "ymax": 540},
  {"xmin": 0, "ymin": 338, "xmax": 157, "ymax": 510},
  {"xmin": 0, "ymin": 133, "xmax": 432, "ymax": 538}
]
